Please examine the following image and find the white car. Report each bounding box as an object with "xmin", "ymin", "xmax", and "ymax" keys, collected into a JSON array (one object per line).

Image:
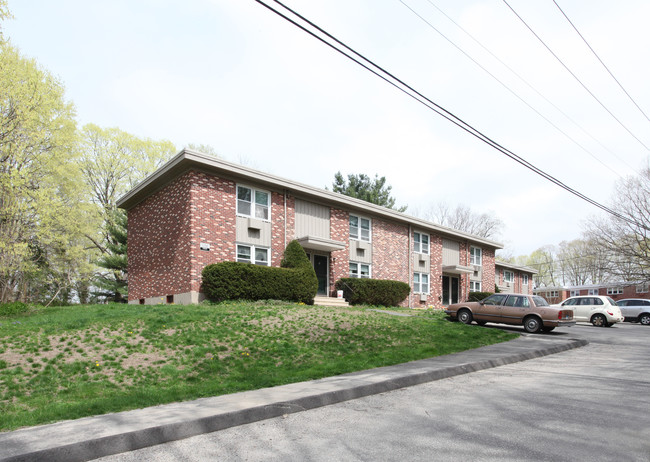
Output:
[
  {"xmin": 557, "ymin": 295, "xmax": 624, "ymax": 327},
  {"xmin": 615, "ymin": 299, "xmax": 650, "ymax": 325}
]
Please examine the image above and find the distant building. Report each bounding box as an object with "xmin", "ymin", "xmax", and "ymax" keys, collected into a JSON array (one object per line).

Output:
[
  {"xmin": 494, "ymin": 261, "xmax": 537, "ymax": 295},
  {"xmin": 535, "ymin": 281, "xmax": 650, "ymax": 304}
]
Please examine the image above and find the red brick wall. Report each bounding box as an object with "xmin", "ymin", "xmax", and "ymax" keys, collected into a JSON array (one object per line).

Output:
[
  {"xmin": 187, "ymin": 171, "xmax": 237, "ymax": 293},
  {"xmin": 330, "ymin": 208, "xmax": 349, "ymax": 296},
  {"xmin": 482, "ymin": 249, "xmax": 496, "ymax": 293},
  {"xmin": 428, "ymin": 233, "xmax": 443, "ymax": 309},
  {"xmin": 128, "ymin": 173, "xmax": 194, "ymax": 301},
  {"xmin": 372, "ymin": 219, "xmax": 409, "ymax": 282}
]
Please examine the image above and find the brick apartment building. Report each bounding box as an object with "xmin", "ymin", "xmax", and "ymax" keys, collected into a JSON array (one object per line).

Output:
[
  {"xmin": 117, "ymin": 150, "xmax": 508, "ymax": 308},
  {"xmin": 495, "ymin": 261, "xmax": 537, "ymax": 295},
  {"xmin": 535, "ymin": 281, "xmax": 650, "ymax": 304}
]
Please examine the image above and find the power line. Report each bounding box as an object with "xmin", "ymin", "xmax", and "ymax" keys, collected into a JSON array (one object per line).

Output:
[
  {"xmin": 502, "ymin": 0, "xmax": 650, "ymax": 153},
  {"xmin": 252, "ymin": 0, "xmax": 648, "ymax": 231},
  {"xmin": 399, "ymin": 0, "xmax": 627, "ymax": 178},
  {"xmin": 416, "ymin": 0, "xmax": 636, "ymax": 176},
  {"xmin": 552, "ymin": 0, "xmax": 650, "ymax": 125}
]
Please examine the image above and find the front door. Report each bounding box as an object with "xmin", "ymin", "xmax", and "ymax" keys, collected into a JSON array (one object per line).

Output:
[
  {"xmin": 442, "ymin": 275, "xmax": 459, "ymax": 305},
  {"xmin": 313, "ymin": 255, "xmax": 328, "ymax": 295}
]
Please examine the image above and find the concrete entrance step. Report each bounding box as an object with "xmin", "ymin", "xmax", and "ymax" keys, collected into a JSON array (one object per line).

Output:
[{"xmin": 313, "ymin": 296, "xmax": 349, "ymax": 307}]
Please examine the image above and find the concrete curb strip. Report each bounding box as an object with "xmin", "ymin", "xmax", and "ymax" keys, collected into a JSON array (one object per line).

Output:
[{"xmin": 0, "ymin": 336, "xmax": 588, "ymax": 462}]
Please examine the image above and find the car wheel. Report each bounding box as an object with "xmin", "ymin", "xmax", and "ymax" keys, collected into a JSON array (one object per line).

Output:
[
  {"xmin": 639, "ymin": 313, "xmax": 650, "ymax": 325},
  {"xmin": 457, "ymin": 309, "xmax": 473, "ymax": 325},
  {"xmin": 591, "ymin": 314, "xmax": 607, "ymax": 327},
  {"xmin": 541, "ymin": 326, "xmax": 555, "ymax": 333},
  {"xmin": 523, "ymin": 316, "xmax": 542, "ymax": 333}
]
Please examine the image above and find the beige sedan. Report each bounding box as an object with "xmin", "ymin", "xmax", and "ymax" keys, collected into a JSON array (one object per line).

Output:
[{"xmin": 445, "ymin": 293, "xmax": 575, "ymax": 333}]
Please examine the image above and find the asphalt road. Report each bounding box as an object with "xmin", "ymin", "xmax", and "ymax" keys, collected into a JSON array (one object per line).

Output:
[{"xmin": 97, "ymin": 322, "xmax": 650, "ymax": 462}]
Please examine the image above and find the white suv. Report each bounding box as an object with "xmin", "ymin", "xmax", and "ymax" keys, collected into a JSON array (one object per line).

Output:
[
  {"xmin": 557, "ymin": 295, "xmax": 624, "ymax": 327},
  {"xmin": 616, "ymin": 299, "xmax": 650, "ymax": 325}
]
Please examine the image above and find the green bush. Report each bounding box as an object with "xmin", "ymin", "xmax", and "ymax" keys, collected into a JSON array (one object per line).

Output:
[
  {"xmin": 467, "ymin": 291, "xmax": 493, "ymax": 302},
  {"xmin": 0, "ymin": 301, "xmax": 30, "ymax": 317},
  {"xmin": 335, "ymin": 278, "xmax": 410, "ymax": 307},
  {"xmin": 201, "ymin": 240, "xmax": 317, "ymax": 304}
]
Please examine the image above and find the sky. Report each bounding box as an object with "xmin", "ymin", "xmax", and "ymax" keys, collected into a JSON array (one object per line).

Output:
[{"xmin": 4, "ymin": 0, "xmax": 650, "ymax": 256}]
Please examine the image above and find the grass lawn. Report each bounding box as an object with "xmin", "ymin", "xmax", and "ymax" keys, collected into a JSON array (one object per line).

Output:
[{"xmin": 0, "ymin": 301, "xmax": 517, "ymax": 431}]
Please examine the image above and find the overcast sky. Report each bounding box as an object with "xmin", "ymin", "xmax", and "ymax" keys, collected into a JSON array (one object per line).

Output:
[{"xmin": 5, "ymin": 0, "xmax": 650, "ymax": 256}]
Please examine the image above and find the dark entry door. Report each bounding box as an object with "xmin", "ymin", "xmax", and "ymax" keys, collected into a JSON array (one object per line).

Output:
[
  {"xmin": 314, "ymin": 255, "xmax": 328, "ymax": 295},
  {"xmin": 442, "ymin": 275, "xmax": 459, "ymax": 305}
]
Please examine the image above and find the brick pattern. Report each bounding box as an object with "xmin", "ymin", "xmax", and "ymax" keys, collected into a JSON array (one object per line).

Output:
[
  {"xmin": 330, "ymin": 208, "xmax": 349, "ymax": 297},
  {"xmin": 427, "ymin": 233, "xmax": 444, "ymax": 309},
  {"xmin": 188, "ymin": 172, "xmax": 237, "ymax": 293},
  {"xmin": 270, "ymin": 191, "xmax": 290, "ymax": 266},
  {"xmin": 372, "ymin": 219, "xmax": 409, "ymax": 282},
  {"xmin": 128, "ymin": 174, "xmax": 193, "ymax": 301},
  {"xmin": 482, "ymin": 249, "xmax": 496, "ymax": 293}
]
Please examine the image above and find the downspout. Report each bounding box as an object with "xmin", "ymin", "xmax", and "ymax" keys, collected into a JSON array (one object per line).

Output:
[
  {"xmin": 408, "ymin": 224, "xmax": 412, "ymax": 309},
  {"xmin": 284, "ymin": 189, "xmax": 287, "ymax": 248}
]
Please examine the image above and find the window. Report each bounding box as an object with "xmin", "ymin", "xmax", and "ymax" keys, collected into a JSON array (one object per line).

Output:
[
  {"xmin": 349, "ymin": 262, "xmax": 370, "ymax": 278},
  {"xmin": 607, "ymin": 287, "xmax": 623, "ymax": 295},
  {"xmin": 636, "ymin": 283, "xmax": 649, "ymax": 293},
  {"xmin": 236, "ymin": 245, "xmax": 269, "ymax": 266},
  {"xmin": 522, "ymin": 275, "xmax": 529, "ymax": 285},
  {"xmin": 470, "ymin": 247, "xmax": 482, "ymax": 266},
  {"xmin": 547, "ymin": 290, "xmax": 559, "ymax": 298},
  {"xmin": 413, "ymin": 273, "xmax": 429, "ymax": 294},
  {"xmin": 469, "ymin": 281, "xmax": 481, "ymax": 292},
  {"xmin": 504, "ymin": 295, "xmax": 530, "ymax": 308},
  {"xmin": 349, "ymin": 215, "xmax": 371, "ymax": 241},
  {"xmin": 414, "ymin": 232, "xmax": 429, "ymax": 254},
  {"xmin": 503, "ymin": 270, "xmax": 514, "ymax": 283},
  {"xmin": 483, "ymin": 294, "xmax": 507, "ymax": 305},
  {"xmin": 237, "ymin": 186, "xmax": 270, "ymax": 220},
  {"xmin": 587, "ymin": 288, "xmax": 598, "ymax": 295},
  {"xmin": 570, "ymin": 290, "xmax": 580, "ymax": 297}
]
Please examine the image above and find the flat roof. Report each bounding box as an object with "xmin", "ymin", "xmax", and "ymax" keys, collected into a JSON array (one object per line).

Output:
[{"xmin": 117, "ymin": 149, "xmax": 504, "ymax": 249}]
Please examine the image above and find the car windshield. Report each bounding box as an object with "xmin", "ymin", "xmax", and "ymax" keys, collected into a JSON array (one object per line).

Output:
[{"xmin": 532, "ymin": 296, "xmax": 549, "ymax": 307}]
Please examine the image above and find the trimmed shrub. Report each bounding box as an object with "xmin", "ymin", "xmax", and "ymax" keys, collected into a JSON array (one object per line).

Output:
[
  {"xmin": 335, "ymin": 278, "xmax": 410, "ymax": 307},
  {"xmin": 0, "ymin": 302, "xmax": 30, "ymax": 317},
  {"xmin": 202, "ymin": 240, "xmax": 318, "ymax": 304},
  {"xmin": 281, "ymin": 240, "xmax": 313, "ymax": 271},
  {"xmin": 467, "ymin": 291, "xmax": 494, "ymax": 302}
]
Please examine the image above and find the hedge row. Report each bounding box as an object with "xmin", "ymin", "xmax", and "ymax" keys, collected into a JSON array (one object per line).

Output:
[
  {"xmin": 201, "ymin": 240, "xmax": 318, "ymax": 304},
  {"xmin": 467, "ymin": 291, "xmax": 494, "ymax": 302},
  {"xmin": 335, "ymin": 278, "xmax": 410, "ymax": 307}
]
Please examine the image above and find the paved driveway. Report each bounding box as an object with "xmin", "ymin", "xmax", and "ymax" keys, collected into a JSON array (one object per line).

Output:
[{"xmin": 98, "ymin": 323, "xmax": 650, "ymax": 462}]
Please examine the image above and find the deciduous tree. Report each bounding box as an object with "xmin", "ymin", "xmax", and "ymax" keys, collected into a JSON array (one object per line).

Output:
[{"xmin": 0, "ymin": 42, "xmax": 90, "ymax": 303}]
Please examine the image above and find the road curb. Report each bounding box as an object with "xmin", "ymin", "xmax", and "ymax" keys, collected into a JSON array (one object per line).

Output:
[{"xmin": 0, "ymin": 337, "xmax": 588, "ymax": 462}]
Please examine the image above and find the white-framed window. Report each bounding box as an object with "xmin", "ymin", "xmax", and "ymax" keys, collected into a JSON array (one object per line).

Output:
[
  {"xmin": 607, "ymin": 287, "xmax": 623, "ymax": 295},
  {"xmin": 503, "ymin": 270, "xmax": 514, "ymax": 283},
  {"xmin": 587, "ymin": 288, "xmax": 598, "ymax": 295},
  {"xmin": 547, "ymin": 290, "xmax": 559, "ymax": 298},
  {"xmin": 414, "ymin": 232, "xmax": 429, "ymax": 254},
  {"xmin": 470, "ymin": 247, "xmax": 482, "ymax": 266},
  {"xmin": 349, "ymin": 215, "xmax": 371, "ymax": 242},
  {"xmin": 570, "ymin": 290, "xmax": 580, "ymax": 297},
  {"xmin": 349, "ymin": 262, "xmax": 370, "ymax": 278},
  {"xmin": 469, "ymin": 281, "xmax": 482, "ymax": 292},
  {"xmin": 522, "ymin": 274, "xmax": 529, "ymax": 285},
  {"xmin": 236, "ymin": 244, "xmax": 269, "ymax": 266},
  {"xmin": 636, "ymin": 283, "xmax": 649, "ymax": 293},
  {"xmin": 413, "ymin": 272, "xmax": 429, "ymax": 294},
  {"xmin": 237, "ymin": 185, "xmax": 270, "ymax": 221}
]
